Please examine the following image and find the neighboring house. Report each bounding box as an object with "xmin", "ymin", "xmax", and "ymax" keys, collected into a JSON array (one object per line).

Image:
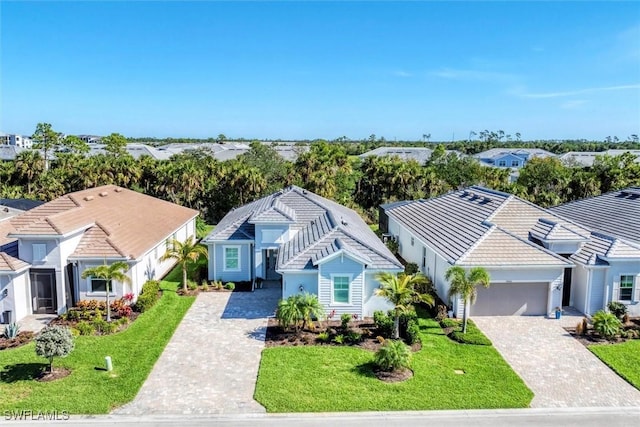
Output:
[
  {"xmin": 0, "ymin": 185, "xmax": 198, "ymax": 324},
  {"xmin": 0, "ymin": 133, "xmax": 33, "ymax": 149},
  {"xmin": 550, "ymin": 188, "xmax": 640, "ymax": 316},
  {"xmin": 559, "ymin": 150, "xmax": 640, "ymax": 167},
  {"xmin": 474, "ymin": 148, "xmax": 554, "ymax": 168},
  {"xmin": 358, "ymin": 146, "xmax": 462, "ymax": 165},
  {"xmin": 380, "ymin": 186, "xmax": 596, "ymax": 317},
  {"xmin": 77, "ymin": 134, "xmax": 102, "ymax": 144},
  {"xmin": 203, "ymin": 186, "xmax": 403, "ymax": 317}
]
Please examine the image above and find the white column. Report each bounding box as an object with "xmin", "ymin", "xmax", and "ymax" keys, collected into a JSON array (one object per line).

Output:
[{"xmin": 547, "ymin": 282, "xmax": 554, "ymax": 317}]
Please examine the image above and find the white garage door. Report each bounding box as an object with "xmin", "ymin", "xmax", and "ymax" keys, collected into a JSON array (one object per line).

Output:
[{"xmin": 472, "ymin": 282, "xmax": 548, "ymax": 316}]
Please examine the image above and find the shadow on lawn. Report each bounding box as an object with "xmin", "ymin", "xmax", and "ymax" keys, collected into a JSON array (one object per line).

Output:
[
  {"xmin": 351, "ymin": 361, "xmax": 377, "ymax": 379},
  {"xmin": 0, "ymin": 363, "xmax": 48, "ymax": 383}
]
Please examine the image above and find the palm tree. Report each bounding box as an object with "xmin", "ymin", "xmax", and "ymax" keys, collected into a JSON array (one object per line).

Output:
[
  {"xmin": 375, "ymin": 272, "xmax": 434, "ymax": 339},
  {"xmin": 161, "ymin": 236, "xmax": 208, "ymax": 292},
  {"xmin": 445, "ymin": 266, "xmax": 490, "ymax": 333},
  {"xmin": 297, "ymin": 293, "xmax": 325, "ymax": 331},
  {"xmin": 81, "ymin": 261, "xmax": 131, "ymax": 322}
]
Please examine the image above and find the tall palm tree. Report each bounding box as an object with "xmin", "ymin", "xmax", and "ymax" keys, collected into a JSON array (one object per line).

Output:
[
  {"xmin": 81, "ymin": 261, "xmax": 131, "ymax": 322},
  {"xmin": 445, "ymin": 266, "xmax": 491, "ymax": 333},
  {"xmin": 375, "ymin": 272, "xmax": 434, "ymax": 339},
  {"xmin": 161, "ymin": 236, "xmax": 208, "ymax": 292}
]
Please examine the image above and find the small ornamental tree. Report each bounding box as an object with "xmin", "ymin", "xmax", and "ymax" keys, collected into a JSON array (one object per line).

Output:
[{"xmin": 35, "ymin": 326, "xmax": 75, "ymax": 373}]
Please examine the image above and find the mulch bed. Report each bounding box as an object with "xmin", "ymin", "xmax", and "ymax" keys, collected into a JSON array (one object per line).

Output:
[
  {"xmin": 565, "ymin": 317, "xmax": 640, "ymax": 347},
  {"xmin": 374, "ymin": 368, "xmax": 414, "ymax": 383},
  {"xmin": 37, "ymin": 368, "xmax": 71, "ymax": 382},
  {"xmin": 0, "ymin": 332, "xmax": 34, "ymax": 351},
  {"xmin": 265, "ymin": 318, "xmax": 421, "ymax": 352}
]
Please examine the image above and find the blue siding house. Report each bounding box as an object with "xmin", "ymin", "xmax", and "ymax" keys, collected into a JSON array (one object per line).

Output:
[{"xmin": 203, "ymin": 186, "xmax": 403, "ymax": 317}]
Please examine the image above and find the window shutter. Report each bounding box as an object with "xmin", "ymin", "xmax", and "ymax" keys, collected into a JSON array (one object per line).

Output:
[
  {"xmin": 612, "ymin": 281, "xmax": 620, "ymax": 301},
  {"xmin": 635, "ymin": 277, "xmax": 640, "ymax": 302}
]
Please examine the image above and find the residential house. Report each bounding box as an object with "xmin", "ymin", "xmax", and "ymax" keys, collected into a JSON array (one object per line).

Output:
[
  {"xmin": 559, "ymin": 150, "xmax": 640, "ymax": 167},
  {"xmin": 203, "ymin": 186, "xmax": 403, "ymax": 317},
  {"xmin": 380, "ymin": 186, "xmax": 597, "ymax": 317},
  {"xmin": 474, "ymin": 148, "xmax": 554, "ymax": 169},
  {"xmin": 550, "ymin": 188, "xmax": 640, "ymax": 316},
  {"xmin": 0, "ymin": 133, "xmax": 33, "ymax": 149},
  {"xmin": 0, "ymin": 185, "xmax": 198, "ymax": 324},
  {"xmin": 358, "ymin": 146, "xmax": 463, "ymax": 165}
]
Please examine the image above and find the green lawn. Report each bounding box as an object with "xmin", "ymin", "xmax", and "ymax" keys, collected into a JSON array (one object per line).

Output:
[
  {"xmin": 254, "ymin": 317, "xmax": 533, "ymax": 412},
  {"xmin": 590, "ymin": 340, "xmax": 640, "ymax": 389},
  {"xmin": 0, "ymin": 267, "xmax": 194, "ymax": 414}
]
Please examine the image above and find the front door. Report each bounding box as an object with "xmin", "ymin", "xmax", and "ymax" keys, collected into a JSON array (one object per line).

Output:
[
  {"xmin": 30, "ymin": 270, "xmax": 57, "ymax": 314},
  {"xmin": 562, "ymin": 267, "xmax": 572, "ymax": 306},
  {"xmin": 265, "ymin": 249, "xmax": 280, "ymax": 280}
]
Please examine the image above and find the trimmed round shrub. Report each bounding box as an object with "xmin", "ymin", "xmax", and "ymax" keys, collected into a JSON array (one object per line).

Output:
[
  {"xmin": 35, "ymin": 326, "xmax": 75, "ymax": 372},
  {"xmin": 593, "ymin": 310, "xmax": 622, "ymax": 340},
  {"xmin": 374, "ymin": 339, "xmax": 412, "ymax": 372},
  {"xmin": 225, "ymin": 282, "xmax": 235, "ymax": 291}
]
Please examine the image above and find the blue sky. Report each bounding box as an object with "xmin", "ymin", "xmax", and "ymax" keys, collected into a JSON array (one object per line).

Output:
[{"xmin": 1, "ymin": 1, "xmax": 639, "ymax": 141}]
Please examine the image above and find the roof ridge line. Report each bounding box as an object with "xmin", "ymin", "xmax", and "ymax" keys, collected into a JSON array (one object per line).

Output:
[
  {"xmin": 279, "ymin": 214, "xmax": 333, "ymax": 268},
  {"xmin": 497, "ymin": 225, "xmax": 574, "ymax": 264},
  {"xmin": 456, "ymin": 222, "xmax": 495, "ymax": 264},
  {"xmin": 336, "ymin": 226, "xmax": 401, "ymax": 267}
]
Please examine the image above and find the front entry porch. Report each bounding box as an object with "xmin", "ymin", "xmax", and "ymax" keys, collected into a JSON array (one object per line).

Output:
[{"xmin": 29, "ymin": 269, "xmax": 57, "ymax": 314}]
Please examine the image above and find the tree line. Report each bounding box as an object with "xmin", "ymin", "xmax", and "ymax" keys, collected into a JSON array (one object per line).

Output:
[{"xmin": 1, "ymin": 124, "xmax": 639, "ymax": 224}]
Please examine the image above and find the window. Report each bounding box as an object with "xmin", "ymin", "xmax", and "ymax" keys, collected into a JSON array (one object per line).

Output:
[
  {"xmin": 498, "ymin": 160, "xmax": 506, "ymax": 167},
  {"xmin": 620, "ymin": 275, "xmax": 634, "ymax": 301},
  {"xmin": 90, "ymin": 278, "xmax": 109, "ymax": 293},
  {"xmin": 224, "ymin": 246, "xmax": 240, "ymax": 271},
  {"xmin": 511, "ymin": 160, "xmax": 519, "ymax": 167},
  {"xmin": 333, "ymin": 276, "xmax": 350, "ymax": 304},
  {"xmin": 32, "ymin": 244, "xmax": 47, "ymax": 262}
]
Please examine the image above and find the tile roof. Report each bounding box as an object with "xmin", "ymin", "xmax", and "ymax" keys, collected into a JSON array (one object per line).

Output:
[
  {"xmin": 549, "ymin": 188, "xmax": 640, "ymax": 244},
  {"xmin": 205, "ymin": 186, "xmax": 402, "ymax": 271},
  {"xmin": 570, "ymin": 232, "xmax": 640, "ymax": 266},
  {"xmin": 0, "ymin": 252, "xmax": 29, "ymax": 273},
  {"xmin": 7, "ymin": 186, "xmax": 198, "ymax": 260},
  {"xmin": 384, "ymin": 186, "xmax": 574, "ymax": 267}
]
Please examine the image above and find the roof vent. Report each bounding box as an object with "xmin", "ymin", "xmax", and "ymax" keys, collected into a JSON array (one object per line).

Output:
[
  {"xmin": 114, "ymin": 187, "xmax": 123, "ymax": 193},
  {"xmin": 341, "ymin": 219, "xmax": 348, "ymax": 226},
  {"xmin": 99, "ymin": 191, "xmax": 108, "ymax": 197},
  {"xmin": 2, "ymin": 207, "xmax": 8, "ymax": 212},
  {"xmin": 84, "ymin": 196, "xmax": 94, "ymax": 201}
]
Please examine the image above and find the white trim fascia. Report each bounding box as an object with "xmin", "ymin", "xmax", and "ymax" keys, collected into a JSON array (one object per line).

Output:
[
  {"xmin": 313, "ymin": 249, "xmax": 369, "ymax": 267},
  {"xmin": 459, "ymin": 264, "xmax": 571, "ymax": 270},
  {"xmin": 67, "ymin": 256, "xmax": 129, "ymax": 262},
  {"xmin": 278, "ymin": 269, "xmax": 318, "ymax": 274},
  {"xmin": 206, "ymin": 239, "xmax": 254, "ymax": 244}
]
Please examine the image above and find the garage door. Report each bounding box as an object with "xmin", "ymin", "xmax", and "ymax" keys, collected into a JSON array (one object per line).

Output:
[{"xmin": 472, "ymin": 282, "xmax": 548, "ymax": 316}]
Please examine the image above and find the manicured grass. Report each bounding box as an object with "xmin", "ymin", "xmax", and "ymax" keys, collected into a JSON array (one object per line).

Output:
[
  {"xmin": 0, "ymin": 268, "xmax": 194, "ymax": 414},
  {"xmin": 590, "ymin": 340, "xmax": 640, "ymax": 390},
  {"xmin": 255, "ymin": 317, "xmax": 533, "ymax": 412}
]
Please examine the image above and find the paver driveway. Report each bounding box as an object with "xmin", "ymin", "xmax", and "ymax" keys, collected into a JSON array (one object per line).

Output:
[
  {"xmin": 113, "ymin": 288, "xmax": 280, "ymax": 415},
  {"xmin": 473, "ymin": 315, "xmax": 640, "ymax": 407}
]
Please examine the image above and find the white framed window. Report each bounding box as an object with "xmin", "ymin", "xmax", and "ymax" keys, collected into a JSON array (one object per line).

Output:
[
  {"xmin": 89, "ymin": 278, "xmax": 109, "ymax": 293},
  {"xmin": 498, "ymin": 160, "xmax": 506, "ymax": 167},
  {"xmin": 620, "ymin": 275, "xmax": 634, "ymax": 301},
  {"xmin": 32, "ymin": 244, "xmax": 47, "ymax": 262},
  {"xmin": 332, "ymin": 275, "xmax": 351, "ymax": 304},
  {"xmin": 224, "ymin": 246, "xmax": 241, "ymax": 271},
  {"xmin": 511, "ymin": 160, "xmax": 519, "ymax": 167}
]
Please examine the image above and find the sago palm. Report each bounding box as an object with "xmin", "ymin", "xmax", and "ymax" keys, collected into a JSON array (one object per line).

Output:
[
  {"xmin": 81, "ymin": 261, "xmax": 131, "ymax": 322},
  {"xmin": 161, "ymin": 236, "xmax": 208, "ymax": 292},
  {"xmin": 446, "ymin": 266, "xmax": 491, "ymax": 333},
  {"xmin": 375, "ymin": 272, "xmax": 434, "ymax": 339}
]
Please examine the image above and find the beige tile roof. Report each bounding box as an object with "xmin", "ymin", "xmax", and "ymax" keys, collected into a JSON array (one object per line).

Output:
[
  {"xmin": 529, "ymin": 218, "xmax": 590, "ymax": 242},
  {"xmin": 8, "ymin": 186, "xmax": 198, "ymax": 260},
  {"xmin": 459, "ymin": 227, "xmax": 570, "ymax": 266},
  {"xmin": 490, "ymin": 198, "xmax": 590, "ymax": 241},
  {"xmin": 0, "ymin": 252, "xmax": 29, "ymax": 272},
  {"xmin": 0, "ymin": 220, "xmax": 17, "ymax": 247}
]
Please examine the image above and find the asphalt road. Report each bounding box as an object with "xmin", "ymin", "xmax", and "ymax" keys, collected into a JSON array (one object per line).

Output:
[{"xmin": 5, "ymin": 408, "xmax": 640, "ymax": 427}]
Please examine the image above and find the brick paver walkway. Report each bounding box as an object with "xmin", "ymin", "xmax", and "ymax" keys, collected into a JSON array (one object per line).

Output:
[
  {"xmin": 473, "ymin": 316, "xmax": 640, "ymax": 407},
  {"xmin": 112, "ymin": 288, "xmax": 280, "ymax": 415}
]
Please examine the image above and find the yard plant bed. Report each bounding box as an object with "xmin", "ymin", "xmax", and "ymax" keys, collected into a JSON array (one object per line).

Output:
[
  {"xmin": 255, "ymin": 317, "xmax": 533, "ymax": 412},
  {"xmin": 0, "ymin": 266, "xmax": 194, "ymax": 414},
  {"xmin": 264, "ymin": 318, "xmax": 420, "ymax": 352},
  {"xmin": 565, "ymin": 317, "xmax": 640, "ymax": 347},
  {"xmin": 0, "ymin": 332, "xmax": 34, "ymax": 351}
]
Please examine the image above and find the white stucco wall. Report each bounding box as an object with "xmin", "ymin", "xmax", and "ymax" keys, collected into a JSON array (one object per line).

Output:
[{"xmin": 0, "ymin": 272, "xmax": 30, "ymax": 323}]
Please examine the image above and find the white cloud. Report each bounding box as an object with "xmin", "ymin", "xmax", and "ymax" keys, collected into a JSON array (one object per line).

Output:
[
  {"xmin": 560, "ymin": 100, "xmax": 588, "ymax": 109},
  {"xmin": 430, "ymin": 68, "xmax": 516, "ymax": 81},
  {"xmin": 512, "ymin": 84, "xmax": 640, "ymax": 99}
]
